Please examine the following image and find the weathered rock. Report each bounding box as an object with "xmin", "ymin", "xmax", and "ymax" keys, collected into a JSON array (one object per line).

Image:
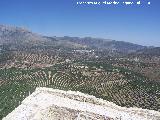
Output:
[{"xmin": 3, "ymin": 87, "xmax": 160, "ymax": 120}]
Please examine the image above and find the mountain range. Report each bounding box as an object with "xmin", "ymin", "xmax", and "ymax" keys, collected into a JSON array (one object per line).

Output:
[{"xmin": 0, "ymin": 24, "xmax": 149, "ymax": 54}]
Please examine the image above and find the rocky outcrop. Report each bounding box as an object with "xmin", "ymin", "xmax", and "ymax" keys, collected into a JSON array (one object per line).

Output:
[
  {"xmin": 0, "ymin": 24, "xmax": 50, "ymax": 45},
  {"xmin": 3, "ymin": 87, "xmax": 160, "ymax": 120}
]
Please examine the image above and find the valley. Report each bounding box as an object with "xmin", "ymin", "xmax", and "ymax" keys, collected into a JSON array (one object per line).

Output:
[{"xmin": 0, "ymin": 25, "xmax": 160, "ymax": 119}]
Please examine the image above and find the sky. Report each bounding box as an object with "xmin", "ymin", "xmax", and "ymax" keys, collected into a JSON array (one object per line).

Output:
[{"xmin": 0, "ymin": 0, "xmax": 159, "ymax": 46}]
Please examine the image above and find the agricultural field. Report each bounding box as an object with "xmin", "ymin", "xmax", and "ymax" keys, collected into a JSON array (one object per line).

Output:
[
  {"xmin": 0, "ymin": 26, "xmax": 160, "ymax": 119},
  {"xmin": 0, "ymin": 58, "xmax": 160, "ymax": 119}
]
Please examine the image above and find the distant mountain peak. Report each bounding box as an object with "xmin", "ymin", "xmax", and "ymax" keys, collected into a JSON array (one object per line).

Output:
[
  {"xmin": 0, "ymin": 24, "xmax": 49, "ymax": 44},
  {"xmin": 0, "ymin": 24, "xmax": 148, "ymax": 54},
  {"xmin": 0, "ymin": 24, "xmax": 29, "ymax": 32}
]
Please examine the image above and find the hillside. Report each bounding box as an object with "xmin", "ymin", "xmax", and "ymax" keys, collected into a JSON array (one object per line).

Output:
[
  {"xmin": 0, "ymin": 25, "xmax": 50, "ymax": 45},
  {"xmin": 0, "ymin": 25, "xmax": 145, "ymax": 54},
  {"xmin": 0, "ymin": 59, "xmax": 160, "ymax": 119},
  {"xmin": 0, "ymin": 25, "xmax": 160, "ymax": 119},
  {"xmin": 0, "ymin": 25, "xmax": 86, "ymax": 50},
  {"xmin": 56, "ymin": 36, "xmax": 146, "ymax": 53},
  {"xmin": 3, "ymin": 87, "xmax": 160, "ymax": 120},
  {"xmin": 135, "ymin": 47, "xmax": 160, "ymax": 57}
]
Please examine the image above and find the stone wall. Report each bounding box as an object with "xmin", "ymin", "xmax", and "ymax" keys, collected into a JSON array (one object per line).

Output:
[{"xmin": 3, "ymin": 87, "xmax": 160, "ymax": 120}]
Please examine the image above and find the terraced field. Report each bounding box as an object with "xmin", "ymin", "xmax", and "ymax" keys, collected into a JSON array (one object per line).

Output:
[{"xmin": 0, "ymin": 61, "xmax": 160, "ymax": 119}]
